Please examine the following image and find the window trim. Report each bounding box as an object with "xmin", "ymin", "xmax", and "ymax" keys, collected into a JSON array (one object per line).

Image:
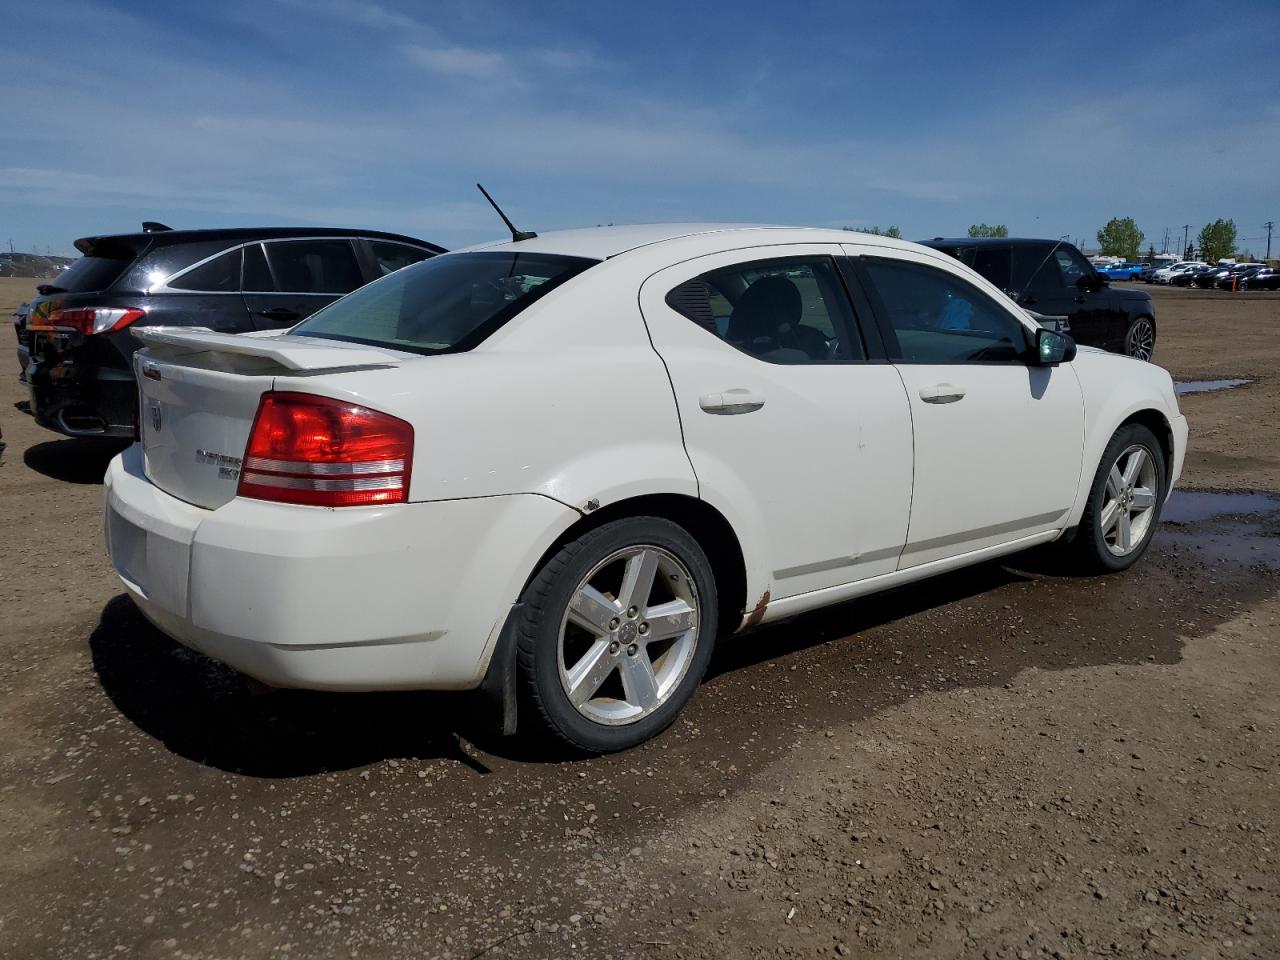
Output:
[
  {"xmin": 663, "ymin": 253, "xmax": 882, "ymax": 366},
  {"xmin": 147, "ymin": 236, "xmax": 436, "ymax": 296},
  {"xmin": 851, "ymin": 253, "xmax": 1037, "ymax": 366}
]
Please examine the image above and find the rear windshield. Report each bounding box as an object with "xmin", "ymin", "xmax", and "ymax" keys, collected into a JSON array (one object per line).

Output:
[
  {"xmin": 47, "ymin": 254, "xmax": 134, "ymax": 294},
  {"xmin": 289, "ymin": 251, "xmax": 596, "ymax": 355}
]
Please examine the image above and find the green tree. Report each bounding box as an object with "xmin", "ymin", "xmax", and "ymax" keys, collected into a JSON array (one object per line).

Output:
[
  {"xmin": 1197, "ymin": 219, "xmax": 1237, "ymax": 264},
  {"xmin": 967, "ymin": 223, "xmax": 1008, "ymax": 238},
  {"xmin": 844, "ymin": 225, "xmax": 902, "ymax": 238},
  {"xmin": 1096, "ymin": 217, "xmax": 1144, "ymax": 260}
]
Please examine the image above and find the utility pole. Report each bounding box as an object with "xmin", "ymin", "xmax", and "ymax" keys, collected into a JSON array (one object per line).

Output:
[
  {"xmin": 1266, "ymin": 221, "xmax": 1274, "ymax": 260},
  {"xmin": 1182, "ymin": 224, "xmax": 1191, "ymax": 258}
]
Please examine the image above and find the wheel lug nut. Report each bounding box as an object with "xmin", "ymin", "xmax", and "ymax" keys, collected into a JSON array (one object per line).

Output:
[
  {"xmin": 627, "ymin": 606, "xmax": 638, "ymax": 619},
  {"xmin": 638, "ymin": 622, "xmax": 649, "ymax": 635},
  {"xmin": 626, "ymin": 643, "xmax": 638, "ymax": 656},
  {"xmin": 609, "ymin": 641, "xmax": 620, "ymax": 654},
  {"xmin": 608, "ymin": 617, "xmax": 620, "ymax": 631}
]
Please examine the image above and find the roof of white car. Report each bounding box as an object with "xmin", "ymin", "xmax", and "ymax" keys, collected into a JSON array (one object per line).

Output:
[{"xmin": 456, "ymin": 223, "xmax": 921, "ymax": 260}]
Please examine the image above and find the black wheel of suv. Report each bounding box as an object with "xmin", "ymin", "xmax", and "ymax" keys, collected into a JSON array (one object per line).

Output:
[
  {"xmin": 1069, "ymin": 423, "xmax": 1166, "ymax": 574},
  {"xmin": 1123, "ymin": 315, "xmax": 1156, "ymax": 360},
  {"xmin": 515, "ymin": 516, "xmax": 718, "ymax": 753}
]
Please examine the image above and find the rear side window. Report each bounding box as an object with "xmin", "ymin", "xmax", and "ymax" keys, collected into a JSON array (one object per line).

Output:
[
  {"xmin": 290, "ymin": 251, "xmax": 596, "ymax": 355},
  {"xmin": 264, "ymin": 239, "xmax": 364, "ymax": 294},
  {"xmin": 969, "ymin": 247, "xmax": 1012, "ymax": 293},
  {"xmin": 665, "ymin": 256, "xmax": 863, "ymax": 363},
  {"xmin": 369, "ymin": 241, "xmax": 433, "ymax": 276},
  {"xmin": 167, "ymin": 248, "xmax": 242, "ymax": 292},
  {"xmin": 861, "ymin": 257, "xmax": 1029, "ymax": 363},
  {"xmin": 1013, "ymin": 245, "xmax": 1064, "ymax": 297}
]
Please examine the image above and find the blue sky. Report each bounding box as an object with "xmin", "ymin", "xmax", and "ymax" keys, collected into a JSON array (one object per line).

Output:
[{"xmin": 2, "ymin": 0, "xmax": 1277, "ymax": 256}]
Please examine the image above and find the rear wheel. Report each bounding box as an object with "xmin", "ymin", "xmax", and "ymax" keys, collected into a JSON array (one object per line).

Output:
[
  {"xmin": 515, "ymin": 517, "xmax": 717, "ymax": 753},
  {"xmin": 1069, "ymin": 423, "xmax": 1166, "ymax": 573},
  {"xmin": 1123, "ymin": 315, "xmax": 1155, "ymax": 360}
]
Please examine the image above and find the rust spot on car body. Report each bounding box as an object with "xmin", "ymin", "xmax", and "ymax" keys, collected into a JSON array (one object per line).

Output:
[{"xmin": 744, "ymin": 590, "xmax": 770, "ymax": 628}]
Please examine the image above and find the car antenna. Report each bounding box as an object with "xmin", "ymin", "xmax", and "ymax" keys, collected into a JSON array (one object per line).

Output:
[
  {"xmin": 141, "ymin": 221, "xmax": 173, "ymax": 233},
  {"xmin": 476, "ymin": 184, "xmax": 537, "ymax": 242}
]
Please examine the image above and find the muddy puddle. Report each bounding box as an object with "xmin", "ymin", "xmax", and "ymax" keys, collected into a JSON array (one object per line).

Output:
[
  {"xmin": 1174, "ymin": 378, "xmax": 1251, "ymax": 395},
  {"xmin": 1158, "ymin": 489, "xmax": 1280, "ymax": 571},
  {"xmin": 1162, "ymin": 489, "xmax": 1280, "ymax": 524}
]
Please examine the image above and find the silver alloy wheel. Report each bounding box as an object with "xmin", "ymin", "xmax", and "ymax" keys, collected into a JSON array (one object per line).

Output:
[
  {"xmin": 1100, "ymin": 444, "xmax": 1159, "ymax": 556},
  {"xmin": 1125, "ymin": 317, "xmax": 1155, "ymax": 360},
  {"xmin": 557, "ymin": 545, "xmax": 700, "ymax": 726}
]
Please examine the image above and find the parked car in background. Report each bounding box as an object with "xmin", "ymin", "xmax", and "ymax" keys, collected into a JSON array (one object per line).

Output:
[
  {"xmin": 1100, "ymin": 261, "xmax": 1145, "ymax": 280},
  {"xmin": 1169, "ymin": 265, "xmax": 1214, "ymax": 287},
  {"xmin": 20, "ymin": 225, "xmax": 444, "ymax": 438},
  {"xmin": 1210, "ymin": 264, "xmax": 1265, "ymax": 289},
  {"xmin": 1152, "ymin": 261, "xmax": 1206, "ymax": 284},
  {"xmin": 920, "ymin": 237, "xmax": 1158, "ymax": 360},
  {"xmin": 105, "ymin": 224, "xmax": 1187, "ymax": 751},
  {"xmin": 1239, "ymin": 267, "xmax": 1280, "ymax": 290},
  {"xmin": 0, "ymin": 256, "xmax": 16, "ymax": 277}
]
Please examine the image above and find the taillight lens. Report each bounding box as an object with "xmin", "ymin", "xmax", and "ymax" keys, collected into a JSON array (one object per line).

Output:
[
  {"xmin": 237, "ymin": 392, "xmax": 413, "ymax": 507},
  {"xmin": 45, "ymin": 306, "xmax": 145, "ymax": 336}
]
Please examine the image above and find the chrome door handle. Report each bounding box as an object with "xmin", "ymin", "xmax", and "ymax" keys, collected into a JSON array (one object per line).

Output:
[
  {"xmin": 919, "ymin": 383, "xmax": 966, "ymax": 404},
  {"xmin": 699, "ymin": 389, "xmax": 765, "ymax": 415}
]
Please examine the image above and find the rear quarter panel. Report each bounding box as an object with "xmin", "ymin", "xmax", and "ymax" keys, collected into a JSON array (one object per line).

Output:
[{"xmin": 283, "ymin": 262, "xmax": 699, "ymax": 512}]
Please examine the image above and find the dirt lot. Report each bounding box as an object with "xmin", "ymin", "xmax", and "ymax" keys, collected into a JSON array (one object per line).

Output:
[{"xmin": 1, "ymin": 279, "xmax": 1277, "ymax": 960}]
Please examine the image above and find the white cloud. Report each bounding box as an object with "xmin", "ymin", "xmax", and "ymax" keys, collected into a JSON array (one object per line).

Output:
[{"xmin": 402, "ymin": 43, "xmax": 509, "ymax": 79}]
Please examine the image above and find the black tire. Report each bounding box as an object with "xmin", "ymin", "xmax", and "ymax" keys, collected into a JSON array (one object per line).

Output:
[
  {"xmin": 1122, "ymin": 314, "xmax": 1156, "ymax": 361},
  {"xmin": 515, "ymin": 516, "xmax": 718, "ymax": 753},
  {"xmin": 1069, "ymin": 423, "xmax": 1167, "ymax": 574}
]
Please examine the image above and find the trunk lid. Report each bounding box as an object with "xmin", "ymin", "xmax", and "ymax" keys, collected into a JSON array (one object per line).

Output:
[{"xmin": 134, "ymin": 328, "xmax": 408, "ymax": 509}]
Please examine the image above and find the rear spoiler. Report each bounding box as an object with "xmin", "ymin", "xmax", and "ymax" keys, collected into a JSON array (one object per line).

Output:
[{"xmin": 134, "ymin": 327, "xmax": 407, "ymax": 372}]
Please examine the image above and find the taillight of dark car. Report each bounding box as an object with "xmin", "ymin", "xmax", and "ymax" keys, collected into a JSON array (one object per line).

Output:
[
  {"xmin": 43, "ymin": 306, "xmax": 145, "ymax": 336},
  {"xmin": 237, "ymin": 392, "xmax": 413, "ymax": 507}
]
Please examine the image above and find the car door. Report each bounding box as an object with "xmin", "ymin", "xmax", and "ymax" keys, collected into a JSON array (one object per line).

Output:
[
  {"xmin": 242, "ymin": 238, "xmax": 366, "ymax": 330},
  {"xmin": 638, "ymin": 246, "xmax": 914, "ymax": 600},
  {"xmin": 153, "ymin": 246, "xmax": 254, "ymax": 333},
  {"xmin": 847, "ymin": 245, "xmax": 1085, "ymax": 569}
]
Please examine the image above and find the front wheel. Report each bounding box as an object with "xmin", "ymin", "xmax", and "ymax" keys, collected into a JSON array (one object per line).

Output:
[
  {"xmin": 1069, "ymin": 423, "xmax": 1166, "ymax": 573},
  {"xmin": 515, "ymin": 516, "xmax": 718, "ymax": 753},
  {"xmin": 1123, "ymin": 315, "xmax": 1156, "ymax": 360}
]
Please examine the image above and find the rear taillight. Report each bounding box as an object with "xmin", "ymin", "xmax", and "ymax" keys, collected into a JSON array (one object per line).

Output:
[
  {"xmin": 237, "ymin": 392, "xmax": 413, "ymax": 507},
  {"xmin": 46, "ymin": 306, "xmax": 145, "ymax": 336}
]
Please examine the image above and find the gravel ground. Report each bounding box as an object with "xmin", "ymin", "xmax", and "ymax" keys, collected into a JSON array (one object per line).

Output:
[{"xmin": 1, "ymin": 279, "xmax": 1277, "ymax": 959}]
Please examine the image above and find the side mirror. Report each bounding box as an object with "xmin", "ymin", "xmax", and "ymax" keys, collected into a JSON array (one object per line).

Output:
[
  {"xmin": 1035, "ymin": 328, "xmax": 1076, "ymax": 365},
  {"xmin": 1078, "ymin": 272, "xmax": 1106, "ymax": 291}
]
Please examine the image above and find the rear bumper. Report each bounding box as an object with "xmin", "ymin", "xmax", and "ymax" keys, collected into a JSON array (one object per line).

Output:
[
  {"xmin": 104, "ymin": 445, "xmax": 578, "ymax": 691},
  {"xmin": 29, "ymin": 359, "xmax": 135, "ymax": 437}
]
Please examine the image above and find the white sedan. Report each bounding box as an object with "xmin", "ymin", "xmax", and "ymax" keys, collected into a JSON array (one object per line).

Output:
[{"xmin": 105, "ymin": 224, "xmax": 1188, "ymax": 752}]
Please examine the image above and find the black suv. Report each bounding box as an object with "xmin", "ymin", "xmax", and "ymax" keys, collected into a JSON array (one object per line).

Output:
[
  {"xmin": 16, "ymin": 225, "xmax": 444, "ymax": 438},
  {"xmin": 920, "ymin": 238, "xmax": 1157, "ymax": 361}
]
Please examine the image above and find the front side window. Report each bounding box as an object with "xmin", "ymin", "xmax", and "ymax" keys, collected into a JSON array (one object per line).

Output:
[
  {"xmin": 1054, "ymin": 247, "xmax": 1092, "ymax": 286},
  {"xmin": 665, "ymin": 256, "xmax": 863, "ymax": 363},
  {"xmin": 264, "ymin": 239, "xmax": 364, "ymax": 294},
  {"xmin": 290, "ymin": 251, "xmax": 596, "ymax": 355},
  {"xmin": 862, "ymin": 257, "xmax": 1030, "ymax": 363}
]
